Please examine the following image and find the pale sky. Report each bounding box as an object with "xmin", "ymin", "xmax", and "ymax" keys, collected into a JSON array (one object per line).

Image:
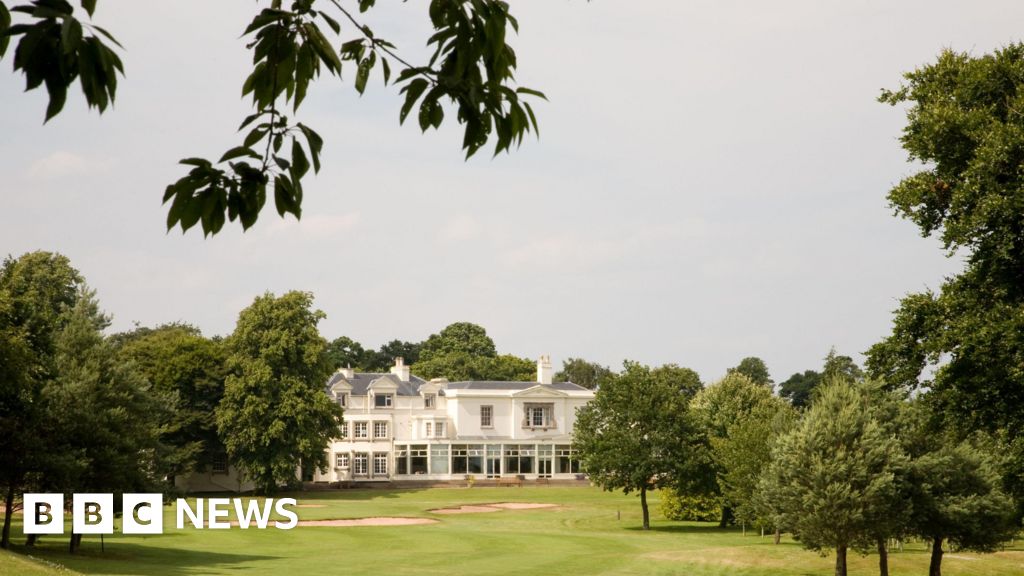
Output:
[{"xmin": 1, "ymin": 1, "xmax": 1018, "ymax": 383}]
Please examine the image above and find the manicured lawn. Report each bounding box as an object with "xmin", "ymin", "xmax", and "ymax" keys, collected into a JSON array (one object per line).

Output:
[{"xmin": 2, "ymin": 486, "xmax": 1022, "ymax": 575}]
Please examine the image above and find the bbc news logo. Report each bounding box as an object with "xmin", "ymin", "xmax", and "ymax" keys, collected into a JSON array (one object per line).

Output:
[{"xmin": 24, "ymin": 494, "xmax": 299, "ymax": 534}]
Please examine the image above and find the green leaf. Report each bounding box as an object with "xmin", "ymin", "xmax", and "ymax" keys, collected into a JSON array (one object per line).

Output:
[
  {"xmin": 219, "ymin": 146, "xmax": 261, "ymax": 163},
  {"xmin": 90, "ymin": 24, "xmax": 123, "ymax": 49},
  {"xmin": 318, "ymin": 10, "xmax": 340, "ymax": 35},
  {"xmin": 60, "ymin": 17, "xmax": 83, "ymax": 55},
  {"xmin": 291, "ymin": 138, "xmax": 310, "ymax": 179},
  {"xmin": 1, "ymin": 3, "xmax": 12, "ymax": 57},
  {"xmin": 381, "ymin": 57, "xmax": 391, "ymax": 85},
  {"xmin": 355, "ymin": 53, "xmax": 373, "ymax": 95},
  {"xmin": 80, "ymin": 0, "xmax": 97, "ymax": 17},
  {"xmin": 516, "ymin": 87, "xmax": 547, "ymax": 100},
  {"xmin": 399, "ymin": 78, "xmax": 429, "ymax": 125}
]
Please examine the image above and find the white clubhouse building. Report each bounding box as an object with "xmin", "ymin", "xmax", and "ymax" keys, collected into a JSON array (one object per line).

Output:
[{"xmin": 314, "ymin": 356, "xmax": 594, "ymax": 483}]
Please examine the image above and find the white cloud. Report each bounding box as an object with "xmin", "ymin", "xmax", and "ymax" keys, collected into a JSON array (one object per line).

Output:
[
  {"xmin": 438, "ymin": 213, "xmax": 483, "ymax": 243},
  {"xmin": 26, "ymin": 151, "xmax": 116, "ymax": 181}
]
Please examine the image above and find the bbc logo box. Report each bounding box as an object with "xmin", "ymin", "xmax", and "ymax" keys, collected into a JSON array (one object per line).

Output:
[{"xmin": 24, "ymin": 493, "xmax": 163, "ymax": 535}]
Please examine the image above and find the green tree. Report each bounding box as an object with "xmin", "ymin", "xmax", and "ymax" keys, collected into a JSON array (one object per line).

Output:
[
  {"xmin": 651, "ymin": 363, "xmax": 703, "ymax": 398},
  {"xmin": 114, "ymin": 323, "xmax": 228, "ymax": 480},
  {"xmin": 822, "ymin": 347, "xmax": 863, "ymax": 383},
  {"xmin": 868, "ymin": 45, "xmax": 1024, "ymax": 507},
  {"xmin": 413, "ymin": 352, "xmax": 533, "ymax": 381},
  {"xmin": 377, "ymin": 339, "xmax": 422, "ymax": 366},
  {"xmin": 778, "ymin": 369, "xmax": 821, "ymax": 409},
  {"xmin": 47, "ymin": 290, "xmax": 164, "ymax": 553},
  {"xmin": 757, "ymin": 379, "xmax": 907, "ymax": 576},
  {"xmin": 573, "ymin": 361, "xmax": 709, "ymax": 530},
  {"xmin": 555, "ymin": 357, "xmax": 614, "ymax": 389},
  {"xmin": 909, "ymin": 441, "xmax": 1016, "ymax": 576},
  {"xmin": 1, "ymin": 0, "xmax": 546, "ymax": 235},
  {"xmin": 692, "ymin": 373, "xmax": 787, "ymax": 527},
  {"xmin": 0, "ymin": 251, "xmax": 83, "ymax": 549},
  {"xmin": 216, "ymin": 291, "xmax": 342, "ymax": 493},
  {"xmin": 727, "ymin": 356, "xmax": 773, "ymax": 387},
  {"xmin": 325, "ymin": 335, "xmax": 365, "ymax": 370},
  {"xmin": 418, "ymin": 322, "xmax": 496, "ymax": 362}
]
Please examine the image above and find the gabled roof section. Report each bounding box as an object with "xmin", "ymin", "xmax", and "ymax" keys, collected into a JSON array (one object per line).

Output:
[
  {"xmin": 324, "ymin": 371, "xmax": 427, "ymax": 396},
  {"xmin": 512, "ymin": 384, "xmax": 570, "ymax": 398}
]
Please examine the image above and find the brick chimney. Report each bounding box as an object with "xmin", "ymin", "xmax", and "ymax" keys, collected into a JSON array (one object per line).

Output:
[
  {"xmin": 537, "ymin": 355, "xmax": 553, "ymax": 385},
  {"xmin": 338, "ymin": 365, "xmax": 354, "ymax": 379},
  {"xmin": 390, "ymin": 357, "xmax": 410, "ymax": 382}
]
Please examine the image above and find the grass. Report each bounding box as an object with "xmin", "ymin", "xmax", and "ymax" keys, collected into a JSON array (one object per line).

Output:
[{"xmin": 2, "ymin": 486, "xmax": 1022, "ymax": 575}]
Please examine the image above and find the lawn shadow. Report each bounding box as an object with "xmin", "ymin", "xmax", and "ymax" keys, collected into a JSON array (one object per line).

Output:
[{"xmin": 11, "ymin": 542, "xmax": 279, "ymax": 575}]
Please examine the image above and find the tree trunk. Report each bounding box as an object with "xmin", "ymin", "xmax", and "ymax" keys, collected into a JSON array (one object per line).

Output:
[
  {"xmin": 1, "ymin": 483, "xmax": 15, "ymax": 549},
  {"xmin": 929, "ymin": 537, "xmax": 944, "ymax": 576},
  {"xmin": 835, "ymin": 545, "xmax": 848, "ymax": 576},
  {"xmin": 877, "ymin": 538, "xmax": 889, "ymax": 576},
  {"xmin": 69, "ymin": 533, "xmax": 82, "ymax": 554},
  {"xmin": 774, "ymin": 528, "xmax": 781, "ymax": 545},
  {"xmin": 640, "ymin": 486, "xmax": 650, "ymax": 530},
  {"xmin": 719, "ymin": 504, "xmax": 733, "ymax": 527}
]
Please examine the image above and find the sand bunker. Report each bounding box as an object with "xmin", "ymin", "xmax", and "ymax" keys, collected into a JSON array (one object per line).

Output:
[
  {"xmin": 204, "ymin": 517, "xmax": 437, "ymax": 527},
  {"xmin": 430, "ymin": 502, "xmax": 558, "ymax": 514},
  {"xmin": 299, "ymin": 517, "xmax": 438, "ymax": 527}
]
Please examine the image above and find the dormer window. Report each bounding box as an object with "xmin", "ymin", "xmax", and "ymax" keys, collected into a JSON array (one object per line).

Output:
[
  {"xmin": 337, "ymin": 393, "xmax": 348, "ymax": 408},
  {"xmin": 374, "ymin": 393, "xmax": 393, "ymax": 408},
  {"xmin": 424, "ymin": 393, "xmax": 436, "ymax": 409}
]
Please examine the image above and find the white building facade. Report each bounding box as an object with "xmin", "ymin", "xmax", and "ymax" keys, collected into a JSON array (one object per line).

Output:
[{"xmin": 314, "ymin": 356, "xmax": 594, "ymax": 483}]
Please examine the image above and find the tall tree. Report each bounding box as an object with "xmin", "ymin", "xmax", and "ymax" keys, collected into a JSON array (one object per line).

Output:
[
  {"xmin": 868, "ymin": 45, "xmax": 1024, "ymax": 506},
  {"xmin": 757, "ymin": 379, "xmax": 907, "ymax": 576},
  {"xmin": 1, "ymin": 0, "xmax": 547, "ymax": 235},
  {"xmin": 377, "ymin": 339, "xmax": 422, "ymax": 366},
  {"xmin": 573, "ymin": 361, "xmax": 709, "ymax": 530},
  {"xmin": 727, "ymin": 356, "xmax": 773, "ymax": 387},
  {"xmin": 698, "ymin": 379, "xmax": 797, "ymax": 535},
  {"xmin": 909, "ymin": 441, "xmax": 1016, "ymax": 576},
  {"xmin": 216, "ymin": 291, "xmax": 342, "ymax": 493},
  {"xmin": 47, "ymin": 290, "xmax": 165, "ymax": 553},
  {"xmin": 0, "ymin": 251, "xmax": 82, "ymax": 549},
  {"xmin": 822, "ymin": 347, "xmax": 863, "ymax": 383},
  {"xmin": 418, "ymin": 322, "xmax": 496, "ymax": 362},
  {"xmin": 778, "ymin": 370, "xmax": 821, "ymax": 409},
  {"xmin": 555, "ymin": 357, "xmax": 614, "ymax": 389},
  {"xmin": 114, "ymin": 323, "xmax": 228, "ymax": 481},
  {"xmin": 413, "ymin": 352, "xmax": 533, "ymax": 381},
  {"xmin": 325, "ymin": 335, "xmax": 365, "ymax": 371}
]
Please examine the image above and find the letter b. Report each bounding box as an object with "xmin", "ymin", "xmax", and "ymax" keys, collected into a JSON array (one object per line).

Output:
[
  {"xmin": 73, "ymin": 494, "xmax": 113, "ymax": 534},
  {"xmin": 23, "ymin": 494, "xmax": 64, "ymax": 535}
]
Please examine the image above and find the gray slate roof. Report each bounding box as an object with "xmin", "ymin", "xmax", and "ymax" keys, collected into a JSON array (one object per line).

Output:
[
  {"xmin": 445, "ymin": 381, "xmax": 588, "ymax": 392},
  {"xmin": 325, "ymin": 372, "xmax": 428, "ymax": 396},
  {"xmin": 324, "ymin": 372, "xmax": 588, "ymax": 395}
]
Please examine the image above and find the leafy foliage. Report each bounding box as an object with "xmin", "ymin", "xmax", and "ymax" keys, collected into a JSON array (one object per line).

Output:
[
  {"xmin": 1, "ymin": 0, "xmax": 123, "ymax": 122},
  {"xmin": 868, "ymin": 46, "xmax": 1024, "ymax": 491},
  {"xmin": 418, "ymin": 321, "xmax": 496, "ymax": 361},
  {"xmin": 778, "ymin": 369, "xmax": 821, "ymax": 409},
  {"xmin": 554, "ymin": 357, "xmax": 614, "ymax": 389},
  {"xmin": 697, "ymin": 379, "xmax": 797, "ymax": 527},
  {"xmin": 114, "ymin": 324, "xmax": 228, "ymax": 479},
  {"xmin": 413, "ymin": 352, "xmax": 533, "ymax": 381},
  {"xmin": 727, "ymin": 356, "xmax": 773, "ymax": 387},
  {"xmin": 573, "ymin": 361, "xmax": 710, "ymax": 529},
  {"xmin": 756, "ymin": 379, "xmax": 907, "ymax": 576},
  {"xmin": 659, "ymin": 489, "xmax": 720, "ymax": 522},
  {"xmin": 216, "ymin": 291, "xmax": 342, "ymax": 493},
  {"xmin": 157, "ymin": 0, "xmax": 546, "ymax": 235}
]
